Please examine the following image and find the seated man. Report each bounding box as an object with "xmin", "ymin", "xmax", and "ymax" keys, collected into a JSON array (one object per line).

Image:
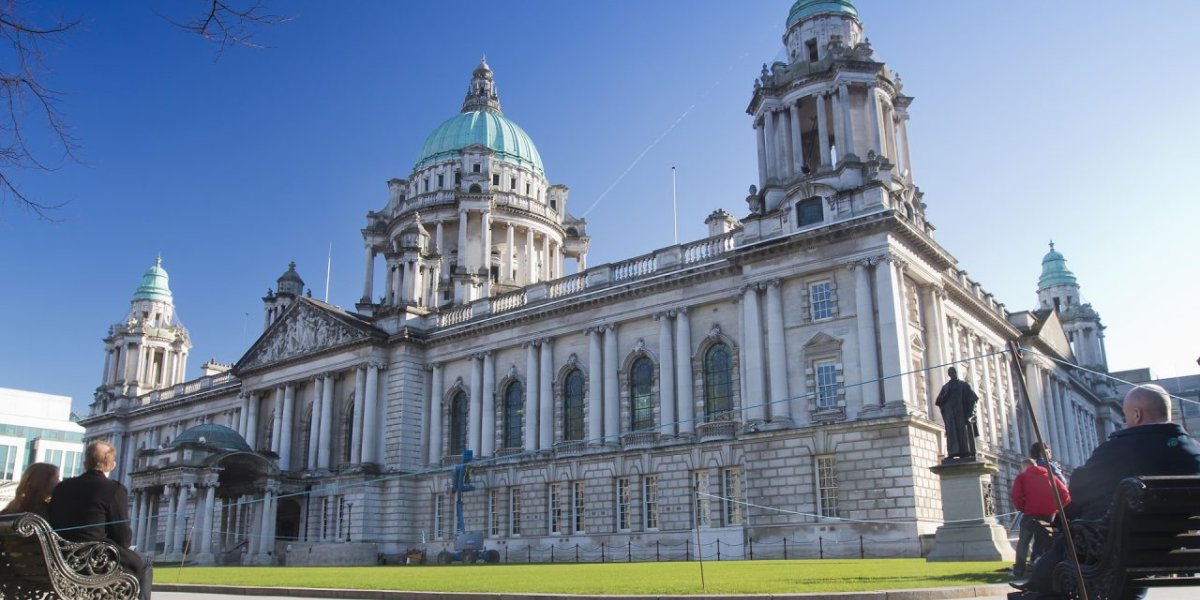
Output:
[
  {"xmin": 1015, "ymin": 384, "xmax": 1200, "ymax": 599},
  {"xmin": 48, "ymin": 441, "xmax": 151, "ymax": 600}
]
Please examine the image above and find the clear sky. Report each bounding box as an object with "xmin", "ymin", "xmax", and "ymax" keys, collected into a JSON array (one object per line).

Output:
[{"xmin": 0, "ymin": 1, "xmax": 1196, "ymax": 414}]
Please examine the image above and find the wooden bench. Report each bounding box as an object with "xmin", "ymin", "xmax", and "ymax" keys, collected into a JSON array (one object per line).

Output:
[
  {"xmin": 1052, "ymin": 476, "xmax": 1200, "ymax": 600},
  {"xmin": 0, "ymin": 512, "xmax": 139, "ymax": 600}
]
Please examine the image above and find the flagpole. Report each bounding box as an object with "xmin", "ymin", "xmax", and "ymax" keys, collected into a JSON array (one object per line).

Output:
[
  {"xmin": 672, "ymin": 166, "xmax": 678, "ymax": 245},
  {"xmin": 324, "ymin": 243, "xmax": 332, "ymax": 303}
]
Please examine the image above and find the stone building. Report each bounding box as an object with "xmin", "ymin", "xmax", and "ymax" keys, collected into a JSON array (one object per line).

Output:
[{"xmin": 80, "ymin": 0, "xmax": 1119, "ymax": 565}]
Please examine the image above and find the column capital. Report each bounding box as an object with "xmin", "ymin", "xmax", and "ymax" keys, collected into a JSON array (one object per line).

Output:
[
  {"xmin": 766, "ymin": 278, "xmax": 783, "ymax": 289},
  {"xmin": 522, "ymin": 339, "xmax": 539, "ymax": 349},
  {"xmin": 540, "ymin": 336, "xmax": 553, "ymax": 345},
  {"xmin": 427, "ymin": 361, "xmax": 442, "ymax": 371},
  {"xmin": 676, "ymin": 305, "xmax": 691, "ymax": 316},
  {"xmin": 367, "ymin": 359, "xmax": 388, "ymax": 370},
  {"xmin": 740, "ymin": 283, "xmax": 761, "ymax": 295},
  {"xmin": 845, "ymin": 257, "xmax": 873, "ymax": 270},
  {"xmin": 653, "ymin": 312, "xmax": 673, "ymax": 321},
  {"xmin": 603, "ymin": 323, "xmax": 617, "ymax": 333}
]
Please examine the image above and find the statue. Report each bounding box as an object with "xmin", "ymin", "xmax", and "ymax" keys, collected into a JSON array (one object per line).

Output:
[
  {"xmin": 935, "ymin": 366, "xmax": 979, "ymax": 460},
  {"xmin": 745, "ymin": 185, "xmax": 763, "ymax": 215}
]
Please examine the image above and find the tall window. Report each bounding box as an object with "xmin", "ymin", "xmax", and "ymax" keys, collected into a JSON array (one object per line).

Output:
[
  {"xmin": 301, "ymin": 404, "xmax": 313, "ymax": 468},
  {"xmin": 342, "ymin": 401, "xmax": 355, "ymax": 463},
  {"xmin": 642, "ymin": 474, "xmax": 659, "ymax": 530},
  {"xmin": 434, "ymin": 494, "xmax": 447, "ymax": 539},
  {"xmin": 615, "ymin": 477, "xmax": 631, "ymax": 531},
  {"xmin": 816, "ymin": 455, "xmax": 839, "ymax": 518},
  {"xmin": 503, "ymin": 382, "xmax": 523, "ymax": 449},
  {"xmin": 0, "ymin": 444, "xmax": 17, "ymax": 479},
  {"xmin": 797, "ymin": 196, "xmax": 823, "ymax": 226},
  {"xmin": 549, "ymin": 482, "xmax": 565, "ymax": 534},
  {"xmin": 563, "ymin": 369, "xmax": 585, "ymax": 441},
  {"xmin": 815, "ymin": 361, "xmax": 839, "ymax": 409},
  {"xmin": 572, "ymin": 481, "xmax": 586, "ymax": 533},
  {"xmin": 693, "ymin": 471, "xmax": 711, "ymax": 527},
  {"xmin": 630, "ymin": 357, "xmax": 654, "ymax": 432},
  {"xmin": 488, "ymin": 489, "xmax": 501, "ymax": 537},
  {"xmin": 509, "ymin": 487, "xmax": 522, "ymax": 536},
  {"xmin": 809, "ymin": 281, "xmax": 833, "ymax": 320},
  {"xmin": 703, "ymin": 343, "xmax": 733, "ymax": 421},
  {"xmin": 449, "ymin": 390, "xmax": 469, "ymax": 457},
  {"xmin": 723, "ymin": 467, "xmax": 743, "ymax": 526}
]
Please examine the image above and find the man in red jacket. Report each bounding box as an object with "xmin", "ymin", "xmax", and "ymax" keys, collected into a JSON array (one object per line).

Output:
[{"xmin": 1010, "ymin": 455, "xmax": 1070, "ymax": 577}]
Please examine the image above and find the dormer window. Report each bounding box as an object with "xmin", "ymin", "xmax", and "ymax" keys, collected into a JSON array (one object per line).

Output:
[{"xmin": 806, "ymin": 39, "xmax": 818, "ymax": 62}]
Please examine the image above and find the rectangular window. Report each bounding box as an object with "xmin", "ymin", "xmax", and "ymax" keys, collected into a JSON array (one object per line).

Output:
[
  {"xmin": 337, "ymin": 496, "xmax": 348, "ymax": 541},
  {"xmin": 572, "ymin": 481, "xmax": 586, "ymax": 533},
  {"xmin": 437, "ymin": 174, "xmax": 444, "ymax": 188},
  {"xmin": 797, "ymin": 196, "xmax": 823, "ymax": 226},
  {"xmin": 492, "ymin": 174, "xmax": 500, "ymax": 186},
  {"xmin": 525, "ymin": 183, "xmax": 531, "ymax": 195},
  {"xmin": 723, "ymin": 467, "xmax": 743, "ymax": 526},
  {"xmin": 549, "ymin": 483, "xmax": 565, "ymax": 534},
  {"xmin": 815, "ymin": 361, "xmax": 839, "ymax": 409},
  {"xmin": 616, "ymin": 477, "xmax": 631, "ymax": 531},
  {"xmin": 455, "ymin": 171, "xmax": 462, "ymax": 185},
  {"xmin": 642, "ymin": 475, "xmax": 659, "ymax": 530},
  {"xmin": 423, "ymin": 178, "xmax": 429, "ymax": 192},
  {"xmin": 817, "ymin": 455, "xmax": 839, "ymax": 518},
  {"xmin": 510, "ymin": 177, "xmax": 517, "ymax": 190},
  {"xmin": 509, "ymin": 487, "xmax": 522, "ymax": 536},
  {"xmin": 806, "ymin": 38, "xmax": 819, "ymax": 62},
  {"xmin": 488, "ymin": 489, "xmax": 501, "ymax": 537},
  {"xmin": 809, "ymin": 280, "xmax": 833, "ymax": 320},
  {"xmin": 693, "ymin": 471, "xmax": 711, "ymax": 527},
  {"xmin": 0, "ymin": 444, "xmax": 16, "ymax": 479},
  {"xmin": 434, "ymin": 494, "xmax": 446, "ymax": 540},
  {"xmin": 473, "ymin": 163, "xmax": 481, "ymax": 173}
]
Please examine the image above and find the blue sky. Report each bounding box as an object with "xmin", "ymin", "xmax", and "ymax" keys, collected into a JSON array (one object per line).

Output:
[{"xmin": 1, "ymin": 1, "xmax": 1196, "ymax": 414}]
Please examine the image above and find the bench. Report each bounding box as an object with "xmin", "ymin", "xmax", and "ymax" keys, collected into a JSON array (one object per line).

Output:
[
  {"xmin": 0, "ymin": 512, "xmax": 139, "ymax": 600},
  {"xmin": 1052, "ymin": 476, "xmax": 1200, "ymax": 600}
]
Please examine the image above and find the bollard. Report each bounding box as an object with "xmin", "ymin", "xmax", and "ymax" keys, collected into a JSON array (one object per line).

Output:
[
  {"xmin": 749, "ymin": 537, "xmax": 754, "ymax": 560},
  {"xmin": 784, "ymin": 536, "xmax": 788, "ymax": 560},
  {"xmin": 656, "ymin": 540, "xmax": 660, "ymax": 562},
  {"xmin": 527, "ymin": 545, "xmax": 532, "ymax": 563},
  {"xmin": 550, "ymin": 545, "xmax": 555, "ymax": 563},
  {"xmin": 686, "ymin": 539, "xmax": 691, "ymax": 561},
  {"xmin": 860, "ymin": 536, "xmax": 865, "ymax": 559},
  {"xmin": 819, "ymin": 536, "xmax": 824, "ymax": 559},
  {"xmin": 601, "ymin": 542, "xmax": 606, "ymax": 563},
  {"xmin": 575, "ymin": 543, "xmax": 579, "ymax": 563},
  {"xmin": 627, "ymin": 539, "xmax": 632, "ymax": 563},
  {"xmin": 716, "ymin": 539, "xmax": 721, "ymax": 561}
]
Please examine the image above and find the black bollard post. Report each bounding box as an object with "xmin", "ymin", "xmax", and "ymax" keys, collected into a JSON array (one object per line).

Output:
[
  {"xmin": 749, "ymin": 537, "xmax": 754, "ymax": 560},
  {"xmin": 627, "ymin": 539, "xmax": 632, "ymax": 563},
  {"xmin": 527, "ymin": 545, "xmax": 532, "ymax": 563},
  {"xmin": 686, "ymin": 539, "xmax": 691, "ymax": 561},
  {"xmin": 656, "ymin": 540, "xmax": 660, "ymax": 562},
  {"xmin": 575, "ymin": 543, "xmax": 579, "ymax": 563},
  {"xmin": 601, "ymin": 542, "xmax": 605, "ymax": 563},
  {"xmin": 860, "ymin": 536, "xmax": 864, "ymax": 559},
  {"xmin": 550, "ymin": 545, "xmax": 555, "ymax": 563},
  {"xmin": 819, "ymin": 536, "xmax": 824, "ymax": 559},
  {"xmin": 505, "ymin": 546, "xmax": 508, "ymax": 563},
  {"xmin": 783, "ymin": 536, "xmax": 788, "ymax": 560},
  {"xmin": 716, "ymin": 539, "xmax": 721, "ymax": 561}
]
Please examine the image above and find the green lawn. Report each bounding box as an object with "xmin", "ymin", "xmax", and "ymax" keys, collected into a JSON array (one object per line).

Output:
[{"xmin": 158, "ymin": 559, "xmax": 1011, "ymax": 594}]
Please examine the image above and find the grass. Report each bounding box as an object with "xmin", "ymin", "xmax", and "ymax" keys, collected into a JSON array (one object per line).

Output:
[{"xmin": 157, "ymin": 559, "xmax": 1012, "ymax": 594}]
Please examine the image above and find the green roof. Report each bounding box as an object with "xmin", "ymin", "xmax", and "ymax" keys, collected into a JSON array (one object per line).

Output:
[
  {"xmin": 1038, "ymin": 242, "xmax": 1078, "ymax": 289},
  {"xmin": 170, "ymin": 424, "xmax": 252, "ymax": 452},
  {"xmin": 415, "ymin": 110, "xmax": 544, "ymax": 174},
  {"xmin": 787, "ymin": 0, "xmax": 858, "ymax": 28},
  {"xmin": 132, "ymin": 257, "xmax": 173, "ymax": 303}
]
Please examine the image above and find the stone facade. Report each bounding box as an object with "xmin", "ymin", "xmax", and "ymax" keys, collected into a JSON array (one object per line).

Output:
[{"xmin": 79, "ymin": 0, "xmax": 1120, "ymax": 566}]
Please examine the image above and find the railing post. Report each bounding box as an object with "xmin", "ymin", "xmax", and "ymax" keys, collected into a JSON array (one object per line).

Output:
[
  {"xmin": 656, "ymin": 540, "xmax": 660, "ymax": 562},
  {"xmin": 627, "ymin": 539, "xmax": 632, "ymax": 562},
  {"xmin": 575, "ymin": 543, "xmax": 579, "ymax": 563},
  {"xmin": 749, "ymin": 537, "xmax": 754, "ymax": 560},
  {"xmin": 686, "ymin": 539, "xmax": 691, "ymax": 561},
  {"xmin": 550, "ymin": 545, "xmax": 555, "ymax": 563},
  {"xmin": 527, "ymin": 545, "xmax": 532, "ymax": 563},
  {"xmin": 716, "ymin": 539, "xmax": 721, "ymax": 561},
  {"xmin": 819, "ymin": 536, "xmax": 824, "ymax": 559},
  {"xmin": 783, "ymin": 536, "xmax": 788, "ymax": 560},
  {"xmin": 600, "ymin": 542, "xmax": 605, "ymax": 563},
  {"xmin": 860, "ymin": 535, "xmax": 865, "ymax": 559}
]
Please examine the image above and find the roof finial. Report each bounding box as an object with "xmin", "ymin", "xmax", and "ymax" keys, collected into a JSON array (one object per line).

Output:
[{"xmin": 1048, "ymin": 239, "xmax": 1055, "ymax": 251}]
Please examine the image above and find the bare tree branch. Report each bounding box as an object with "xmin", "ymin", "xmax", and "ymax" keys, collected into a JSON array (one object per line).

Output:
[{"xmin": 166, "ymin": 0, "xmax": 293, "ymax": 57}]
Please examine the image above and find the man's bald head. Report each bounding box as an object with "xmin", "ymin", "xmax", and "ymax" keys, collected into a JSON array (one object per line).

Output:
[
  {"xmin": 1123, "ymin": 384, "xmax": 1172, "ymax": 428},
  {"xmin": 84, "ymin": 440, "xmax": 117, "ymax": 473}
]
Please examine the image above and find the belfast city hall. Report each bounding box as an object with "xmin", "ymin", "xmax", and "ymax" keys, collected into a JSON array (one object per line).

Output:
[{"xmin": 81, "ymin": 0, "xmax": 1118, "ymax": 565}]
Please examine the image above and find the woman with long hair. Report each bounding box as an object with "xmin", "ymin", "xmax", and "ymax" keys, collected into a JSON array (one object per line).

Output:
[{"xmin": 1, "ymin": 462, "xmax": 60, "ymax": 517}]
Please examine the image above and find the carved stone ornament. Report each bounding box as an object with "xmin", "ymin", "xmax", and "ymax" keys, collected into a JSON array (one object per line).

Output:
[
  {"xmin": 635, "ymin": 339, "xmax": 646, "ymax": 353},
  {"xmin": 567, "ymin": 353, "xmax": 579, "ymax": 367},
  {"xmin": 507, "ymin": 365, "xmax": 518, "ymax": 379},
  {"xmin": 708, "ymin": 324, "xmax": 722, "ymax": 339},
  {"xmin": 243, "ymin": 303, "xmax": 368, "ymax": 369}
]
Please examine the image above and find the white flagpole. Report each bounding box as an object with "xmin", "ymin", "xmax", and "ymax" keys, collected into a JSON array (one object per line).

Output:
[
  {"xmin": 672, "ymin": 166, "xmax": 678, "ymax": 245},
  {"xmin": 324, "ymin": 243, "xmax": 332, "ymax": 303}
]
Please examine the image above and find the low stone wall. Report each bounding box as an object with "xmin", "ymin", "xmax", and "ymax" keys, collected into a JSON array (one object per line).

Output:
[{"xmin": 283, "ymin": 542, "xmax": 379, "ymax": 566}]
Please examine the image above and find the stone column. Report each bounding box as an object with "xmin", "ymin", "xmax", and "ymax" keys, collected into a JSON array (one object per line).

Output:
[
  {"xmin": 838, "ymin": 82, "xmax": 855, "ymax": 158},
  {"xmin": 469, "ymin": 355, "xmax": 483, "ymax": 454},
  {"xmin": 163, "ymin": 484, "xmax": 178, "ymax": 556},
  {"xmin": 893, "ymin": 260, "xmax": 914, "ymax": 404},
  {"xmin": 361, "ymin": 246, "xmax": 374, "ymax": 302},
  {"xmin": 256, "ymin": 491, "xmax": 273, "ymax": 563},
  {"xmin": 363, "ymin": 362, "xmax": 381, "ymax": 463},
  {"xmin": 505, "ymin": 223, "xmax": 515, "ymax": 284},
  {"xmin": 317, "ymin": 373, "xmax": 334, "ymax": 469},
  {"xmin": 539, "ymin": 337, "xmax": 554, "ymax": 449},
  {"xmin": 587, "ymin": 328, "xmax": 604, "ymax": 444},
  {"xmin": 781, "ymin": 108, "xmax": 794, "ymax": 178},
  {"xmin": 307, "ymin": 378, "xmax": 322, "ymax": 470},
  {"xmin": 541, "ymin": 235, "xmax": 550, "ymax": 282},
  {"xmin": 525, "ymin": 228, "xmax": 536, "ymax": 284},
  {"xmin": 849, "ymin": 261, "xmax": 881, "ymax": 411},
  {"xmin": 603, "ymin": 325, "xmax": 620, "ymax": 442},
  {"xmin": 897, "ymin": 111, "xmax": 913, "ymax": 179},
  {"xmin": 816, "ymin": 93, "xmax": 831, "ymax": 167},
  {"xmin": 755, "ymin": 118, "xmax": 767, "ymax": 189},
  {"xmin": 270, "ymin": 388, "xmax": 284, "ymax": 454},
  {"xmin": 279, "ymin": 384, "xmax": 295, "ymax": 470},
  {"xmin": 457, "ymin": 209, "xmax": 469, "ymax": 269},
  {"xmin": 171, "ymin": 486, "xmax": 188, "ymax": 555},
  {"xmin": 429, "ymin": 363, "xmax": 444, "ymax": 463},
  {"xmin": 351, "ymin": 368, "xmax": 365, "ymax": 464},
  {"xmin": 980, "ymin": 343, "xmax": 997, "ymax": 449},
  {"xmin": 435, "ymin": 220, "xmax": 446, "ymax": 280},
  {"xmin": 197, "ymin": 485, "xmax": 217, "ymax": 560},
  {"xmin": 657, "ymin": 313, "xmax": 676, "ymax": 436},
  {"xmin": 675, "ymin": 309, "xmax": 694, "ymax": 435},
  {"xmin": 482, "ymin": 352, "xmax": 496, "ymax": 457},
  {"xmin": 790, "ymin": 101, "xmax": 805, "ymax": 173},
  {"xmin": 742, "ymin": 286, "xmax": 766, "ymax": 424},
  {"xmin": 764, "ymin": 110, "xmax": 777, "ymax": 181},
  {"xmin": 524, "ymin": 342, "xmax": 540, "ymax": 453},
  {"xmin": 245, "ymin": 496, "xmax": 260, "ymax": 558},
  {"xmin": 866, "ymin": 83, "xmax": 882, "ymax": 156},
  {"xmin": 245, "ymin": 392, "xmax": 260, "ymax": 450},
  {"xmin": 481, "ymin": 209, "xmax": 492, "ymax": 297},
  {"xmin": 874, "ymin": 256, "xmax": 907, "ymax": 405},
  {"xmin": 765, "ymin": 280, "xmax": 791, "ymax": 424},
  {"xmin": 921, "ymin": 286, "xmax": 948, "ymax": 416}
]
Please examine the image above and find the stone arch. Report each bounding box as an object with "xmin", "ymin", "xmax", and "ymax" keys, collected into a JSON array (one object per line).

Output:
[
  {"xmin": 619, "ymin": 344, "xmax": 660, "ymax": 435},
  {"xmin": 692, "ymin": 326, "xmax": 742, "ymax": 424},
  {"xmin": 555, "ymin": 354, "xmax": 587, "ymax": 443},
  {"xmin": 444, "ymin": 378, "xmax": 470, "ymax": 459},
  {"xmin": 496, "ymin": 373, "xmax": 525, "ymax": 451}
]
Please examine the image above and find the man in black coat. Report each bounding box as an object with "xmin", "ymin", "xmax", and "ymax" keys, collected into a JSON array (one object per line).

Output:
[
  {"xmin": 1015, "ymin": 384, "xmax": 1200, "ymax": 599},
  {"xmin": 935, "ymin": 366, "xmax": 980, "ymax": 459},
  {"xmin": 48, "ymin": 441, "xmax": 151, "ymax": 600}
]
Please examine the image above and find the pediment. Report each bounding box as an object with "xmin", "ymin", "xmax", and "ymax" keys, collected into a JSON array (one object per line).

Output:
[
  {"xmin": 1035, "ymin": 310, "xmax": 1072, "ymax": 360},
  {"xmin": 236, "ymin": 299, "xmax": 382, "ymax": 372},
  {"xmin": 803, "ymin": 332, "xmax": 842, "ymax": 349}
]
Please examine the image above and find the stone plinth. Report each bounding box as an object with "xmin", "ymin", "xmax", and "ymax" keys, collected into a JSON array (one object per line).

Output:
[{"xmin": 926, "ymin": 458, "xmax": 1015, "ymax": 562}]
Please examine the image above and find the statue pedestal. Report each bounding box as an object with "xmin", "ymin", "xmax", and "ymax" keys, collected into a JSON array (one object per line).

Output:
[{"xmin": 926, "ymin": 458, "xmax": 1015, "ymax": 562}]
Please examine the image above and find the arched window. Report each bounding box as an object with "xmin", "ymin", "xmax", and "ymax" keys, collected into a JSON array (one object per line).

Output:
[
  {"xmin": 469, "ymin": 183, "xmax": 482, "ymax": 193},
  {"xmin": 563, "ymin": 370, "xmax": 585, "ymax": 441},
  {"xmin": 630, "ymin": 357, "xmax": 654, "ymax": 432},
  {"xmin": 704, "ymin": 343, "xmax": 733, "ymax": 421},
  {"xmin": 503, "ymin": 382, "xmax": 523, "ymax": 449},
  {"xmin": 449, "ymin": 390, "xmax": 469, "ymax": 457},
  {"xmin": 342, "ymin": 400, "xmax": 355, "ymax": 463}
]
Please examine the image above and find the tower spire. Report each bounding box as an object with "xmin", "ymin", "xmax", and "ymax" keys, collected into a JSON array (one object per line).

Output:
[{"xmin": 461, "ymin": 56, "xmax": 502, "ymax": 114}]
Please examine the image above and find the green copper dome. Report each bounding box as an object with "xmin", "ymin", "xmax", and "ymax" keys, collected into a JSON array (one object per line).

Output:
[
  {"xmin": 1038, "ymin": 242, "xmax": 1078, "ymax": 289},
  {"xmin": 413, "ymin": 59, "xmax": 544, "ymax": 175},
  {"xmin": 787, "ymin": 0, "xmax": 858, "ymax": 28},
  {"xmin": 132, "ymin": 257, "xmax": 173, "ymax": 303},
  {"xmin": 415, "ymin": 110, "xmax": 544, "ymax": 174},
  {"xmin": 170, "ymin": 424, "xmax": 252, "ymax": 452}
]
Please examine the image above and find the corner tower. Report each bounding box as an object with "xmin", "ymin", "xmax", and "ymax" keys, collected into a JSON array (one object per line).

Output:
[
  {"xmin": 97, "ymin": 257, "xmax": 192, "ymax": 403},
  {"xmin": 745, "ymin": 0, "xmax": 923, "ymax": 238},
  {"xmin": 263, "ymin": 261, "xmax": 305, "ymax": 330},
  {"xmin": 1037, "ymin": 242, "xmax": 1108, "ymax": 371}
]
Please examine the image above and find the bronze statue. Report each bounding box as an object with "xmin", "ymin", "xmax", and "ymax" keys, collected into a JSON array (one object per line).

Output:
[{"xmin": 935, "ymin": 366, "xmax": 979, "ymax": 460}]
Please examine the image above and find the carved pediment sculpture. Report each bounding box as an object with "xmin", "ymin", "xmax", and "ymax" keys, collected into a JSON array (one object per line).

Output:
[{"xmin": 241, "ymin": 302, "xmax": 369, "ymax": 370}]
